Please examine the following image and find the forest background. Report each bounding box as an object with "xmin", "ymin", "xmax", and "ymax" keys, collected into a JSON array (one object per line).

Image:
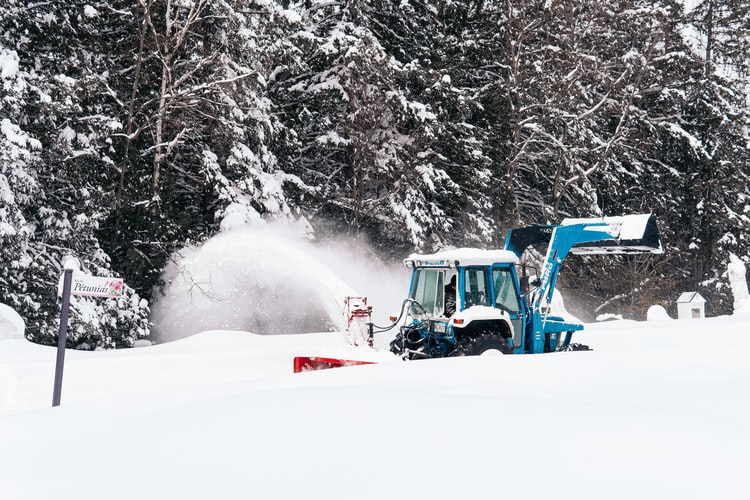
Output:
[{"xmin": 1, "ymin": 0, "xmax": 749, "ymax": 349}]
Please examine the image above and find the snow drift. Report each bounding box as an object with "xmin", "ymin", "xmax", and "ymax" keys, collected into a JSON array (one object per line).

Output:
[{"xmin": 2, "ymin": 305, "xmax": 750, "ymax": 499}]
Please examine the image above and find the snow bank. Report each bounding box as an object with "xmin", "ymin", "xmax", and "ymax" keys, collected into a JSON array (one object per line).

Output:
[
  {"xmin": 0, "ymin": 303, "xmax": 24, "ymax": 340},
  {"xmin": 2, "ymin": 316, "xmax": 750, "ymax": 499},
  {"xmin": 647, "ymin": 304, "xmax": 672, "ymax": 321}
]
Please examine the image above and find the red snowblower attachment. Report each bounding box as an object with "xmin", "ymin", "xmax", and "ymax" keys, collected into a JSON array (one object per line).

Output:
[
  {"xmin": 293, "ymin": 296, "xmax": 376, "ymax": 373},
  {"xmin": 293, "ymin": 356, "xmax": 375, "ymax": 373}
]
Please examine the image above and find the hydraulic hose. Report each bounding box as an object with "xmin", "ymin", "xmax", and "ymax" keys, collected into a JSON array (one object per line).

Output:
[{"xmin": 369, "ymin": 298, "xmax": 419, "ymax": 334}]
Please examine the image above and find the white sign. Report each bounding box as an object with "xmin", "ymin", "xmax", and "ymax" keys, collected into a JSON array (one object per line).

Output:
[
  {"xmin": 70, "ymin": 275, "xmax": 124, "ymax": 298},
  {"xmin": 53, "ymin": 261, "xmax": 125, "ymax": 407}
]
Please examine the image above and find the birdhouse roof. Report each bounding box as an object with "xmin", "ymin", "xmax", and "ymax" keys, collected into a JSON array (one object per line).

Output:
[{"xmin": 677, "ymin": 292, "xmax": 706, "ymax": 304}]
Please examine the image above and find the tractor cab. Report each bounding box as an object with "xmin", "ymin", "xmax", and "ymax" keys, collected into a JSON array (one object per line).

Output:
[{"xmin": 394, "ymin": 249, "xmax": 526, "ymax": 359}]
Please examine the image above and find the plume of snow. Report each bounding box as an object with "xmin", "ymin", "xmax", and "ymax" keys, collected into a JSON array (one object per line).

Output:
[{"xmin": 150, "ymin": 221, "xmax": 408, "ymax": 342}]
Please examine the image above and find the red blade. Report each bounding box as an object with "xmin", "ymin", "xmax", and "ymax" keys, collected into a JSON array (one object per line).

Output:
[{"xmin": 293, "ymin": 356, "xmax": 376, "ymax": 373}]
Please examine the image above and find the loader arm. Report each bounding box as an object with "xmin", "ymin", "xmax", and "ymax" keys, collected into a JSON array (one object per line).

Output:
[
  {"xmin": 534, "ymin": 223, "xmax": 615, "ymax": 309},
  {"xmin": 505, "ymin": 214, "xmax": 663, "ymax": 312}
]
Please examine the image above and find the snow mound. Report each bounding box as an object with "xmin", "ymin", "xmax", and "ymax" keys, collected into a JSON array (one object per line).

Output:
[
  {"xmin": 647, "ymin": 304, "xmax": 672, "ymax": 321},
  {"xmin": 0, "ymin": 303, "xmax": 24, "ymax": 340},
  {"xmin": 596, "ymin": 313, "xmax": 623, "ymax": 321},
  {"xmin": 728, "ymin": 253, "xmax": 750, "ymax": 314}
]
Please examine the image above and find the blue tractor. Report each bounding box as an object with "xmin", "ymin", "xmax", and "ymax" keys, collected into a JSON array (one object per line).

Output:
[{"xmin": 389, "ymin": 214, "xmax": 662, "ymax": 359}]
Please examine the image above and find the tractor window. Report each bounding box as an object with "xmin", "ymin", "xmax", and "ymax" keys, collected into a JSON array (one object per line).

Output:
[
  {"xmin": 436, "ymin": 272, "xmax": 445, "ymax": 315},
  {"xmin": 463, "ymin": 268, "xmax": 490, "ymax": 308},
  {"xmin": 493, "ymin": 268, "xmax": 521, "ymax": 314},
  {"xmin": 410, "ymin": 269, "xmax": 444, "ymax": 317}
]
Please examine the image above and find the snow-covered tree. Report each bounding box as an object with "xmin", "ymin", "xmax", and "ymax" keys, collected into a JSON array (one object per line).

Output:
[
  {"xmin": 0, "ymin": 1, "xmax": 150, "ymax": 347},
  {"xmin": 3, "ymin": 0, "xmax": 750, "ymax": 331},
  {"xmin": 688, "ymin": 0, "xmax": 750, "ymax": 79},
  {"xmin": 0, "ymin": 43, "xmax": 42, "ymax": 327},
  {"xmin": 270, "ymin": 3, "xmax": 449, "ymax": 253}
]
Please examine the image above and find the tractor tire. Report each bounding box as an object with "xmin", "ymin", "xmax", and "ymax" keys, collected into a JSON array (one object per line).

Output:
[{"xmin": 464, "ymin": 334, "xmax": 513, "ymax": 356}]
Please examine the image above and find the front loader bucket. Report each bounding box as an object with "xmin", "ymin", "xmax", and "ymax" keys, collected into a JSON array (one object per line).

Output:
[
  {"xmin": 562, "ymin": 213, "xmax": 663, "ymax": 255},
  {"xmin": 504, "ymin": 213, "xmax": 663, "ymax": 258}
]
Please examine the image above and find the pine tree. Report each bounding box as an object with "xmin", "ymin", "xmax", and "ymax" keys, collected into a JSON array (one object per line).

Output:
[
  {"xmin": 270, "ymin": 2, "xmax": 452, "ymax": 253},
  {"xmin": 676, "ymin": 0, "xmax": 750, "ymax": 314},
  {"xmin": 0, "ymin": 41, "xmax": 42, "ymax": 326},
  {"xmin": 0, "ymin": 1, "xmax": 150, "ymax": 347}
]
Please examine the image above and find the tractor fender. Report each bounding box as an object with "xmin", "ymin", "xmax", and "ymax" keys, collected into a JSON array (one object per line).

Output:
[{"xmin": 451, "ymin": 306, "xmax": 514, "ymax": 339}]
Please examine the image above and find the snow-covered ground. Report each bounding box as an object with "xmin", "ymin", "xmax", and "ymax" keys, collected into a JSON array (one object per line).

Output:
[{"xmin": 2, "ymin": 307, "xmax": 750, "ymax": 499}]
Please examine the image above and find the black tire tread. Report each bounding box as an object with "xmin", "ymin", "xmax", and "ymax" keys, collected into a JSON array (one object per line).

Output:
[{"xmin": 463, "ymin": 334, "xmax": 513, "ymax": 356}]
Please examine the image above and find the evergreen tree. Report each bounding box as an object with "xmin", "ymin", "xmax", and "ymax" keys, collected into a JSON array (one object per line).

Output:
[
  {"xmin": 675, "ymin": 0, "xmax": 750, "ymax": 313},
  {"xmin": 0, "ymin": 1, "xmax": 149, "ymax": 347},
  {"xmin": 0, "ymin": 41, "xmax": 42, "ymax": 328},
  {"xmin": 271, "ymin": 2, "xmax": 454, "ymax": 254},
  {"xmin": 2, "ymin": 0, "xmax": 750, "ymax": 334},
  {"xmin": 563, "ymin": 0, "xmax": 750, "ymax": 317},
  {"xmin": 99, "ymin": 0, "xmax": 303, "ymax": 294},
  {"xmin": 689, "ymin": 0, "xmax": 750, "ymax": 78}
]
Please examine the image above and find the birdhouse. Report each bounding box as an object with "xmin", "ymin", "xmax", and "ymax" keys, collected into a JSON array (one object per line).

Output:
[{"xmin": 676, "ymin": 292, "xmax": 706, "ymax": 319}]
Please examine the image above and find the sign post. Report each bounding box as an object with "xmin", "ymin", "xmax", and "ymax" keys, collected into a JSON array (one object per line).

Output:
[
  {"xmin": 52, "ymin": 258, "xmax": 124, "ymax": 407},
  {"xmin": 52, "ymin": 269, "xmax": 73, "ymax": 407}
]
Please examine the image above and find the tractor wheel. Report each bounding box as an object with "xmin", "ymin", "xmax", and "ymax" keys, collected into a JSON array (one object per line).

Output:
[{"xmin": 464, "ymin": 334, "xmax": 513, "ymax": 356}]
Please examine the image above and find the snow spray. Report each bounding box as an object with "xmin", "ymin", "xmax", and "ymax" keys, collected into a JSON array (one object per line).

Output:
[{"xmin": 150, "ymin": 221, "xmax": 408, "ymax": 342}]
